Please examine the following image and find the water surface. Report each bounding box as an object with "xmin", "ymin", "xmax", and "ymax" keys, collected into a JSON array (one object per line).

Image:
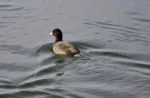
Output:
[{"xmin": 0, "ymin": 0, "xmax": 150, "ymax": 98}]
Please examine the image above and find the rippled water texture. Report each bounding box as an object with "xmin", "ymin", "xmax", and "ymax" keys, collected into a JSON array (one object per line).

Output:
[{"xmin": 0, "ymin": 0, "xmax": 150, "ymax": 98}]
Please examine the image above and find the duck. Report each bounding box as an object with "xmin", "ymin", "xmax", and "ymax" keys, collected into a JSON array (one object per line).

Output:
[{"xmin": 49, "ymin": 28, "xmax": 80, "ymax": 56}]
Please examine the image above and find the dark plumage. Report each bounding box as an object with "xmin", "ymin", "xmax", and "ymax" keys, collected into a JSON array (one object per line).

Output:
[{"xmin": 50, "ymin": 28, "xmax": 80, "ymax": 56}]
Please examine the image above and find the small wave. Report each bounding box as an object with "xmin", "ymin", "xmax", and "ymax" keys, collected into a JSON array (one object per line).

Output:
[
  {"xmin": 0, "ymin": 79, "xmax": 15, "ymax": 89},
  {"xmin": 115, "ymin": 58, "xmax": 150, "ymax": 69},
  {"xmin": 0, "ymin": 63, "xmax": 30, "ymax": 71},
  {"xmin": 40, "ymin": 55, "xmax": 65, "ymax": 65},
  {"xmin": 84, "ymin": 21, "xmax": 140, "ymax": 32},
  {"xmin": 0, "ymin": 90, "xmax": 50, "ymax": 98},
  {"xmin": 0, "ymin": 84, "xmax": 16, "ymax": 89},
  {"xmin": 0, "ymin": 79, "xmax": 12, "ymax": 84},
  {"xmin": 31, "ymin": 64, "xmax": 62, "ymax": 77},
  {"xmin": 0, "ymin": 4, "xmax": 13, "ymax": 8},
  {"xmin": 19, "ymin": 78, "xmax": 54, "ymax": 88},
  {"xmin": 73, "ymin": 41, "xmax": 99, "ymax": 49},
  {"xmin": 33, "ymin": 43, "xmax": 53, "ymax": 56},
  {"xmin": 84, "ymin": 48, "xmax": 133, "ymax": 59},
  {"xmin": 95, "ymin": 21, "xmax": 140, "ymax": 31},
  {"xmin": 126, "ymin": 11, "xmax": 140, "ymax": 15},
  {"xmin": 133, "ymin": 18, "xmax": 150, "ymax": 23},
  {"xmin": 0, "ymin": 3, "xmax": 24, "ymax": 11}
]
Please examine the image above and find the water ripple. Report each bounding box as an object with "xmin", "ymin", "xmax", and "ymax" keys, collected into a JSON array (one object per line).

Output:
[
  {"xmin": 133, "ymin": 18, "xmax": 150, "ymax": 23},
  {"xmin": 0, "ymin": 42, "xmax": 150, "ymax": 98},
  {"xmin": 0, "ymin": 44, "xmax": 33, "ymax": 55},
  {"xmin": 95, "ymin": 21, "xmax": 140, "ymax": 31},
  {"xmin": 0, "ymin": 4, "xmax": 13, "ymax": 8},
  {"xmin": 0, "ymin": 3, "xmax": 24, "ymax": 11},
  {"xmin": 0, "ymin": 90, "xmax": 51, "ymax": 98},
  {"xmin": 19, "ymin": 78, "xmax": 54, "ymax": 88},
  {"xmin": 0, "ymin": 63, "xmax": 30, "ymax": 71},
  {"xmin": 30, "ymin": 64, "xmax": 62, "ymax": 77},
  {"xmin": 84, "ymin": 21, "xmax": 140, "ymax": 32},
  {"xmin": 115, "ymin": 58, "xmax": 150, "ymax": 69}
]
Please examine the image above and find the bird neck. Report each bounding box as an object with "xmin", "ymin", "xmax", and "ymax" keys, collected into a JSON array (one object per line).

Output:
[{"xmin": 55, "ymin": 37, "xmax": 63, "ymax": 42}]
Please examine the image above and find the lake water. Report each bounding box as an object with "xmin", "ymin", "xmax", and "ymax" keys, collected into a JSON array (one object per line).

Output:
[{"xmin": 0, "ymin": 0, "xmax": 150, "ymax": 98}]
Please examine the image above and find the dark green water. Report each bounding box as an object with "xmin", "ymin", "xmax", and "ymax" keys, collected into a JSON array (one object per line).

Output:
[{"xmin": 0, "ymin": 0, "xmax": 150, "ymax": 98}]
